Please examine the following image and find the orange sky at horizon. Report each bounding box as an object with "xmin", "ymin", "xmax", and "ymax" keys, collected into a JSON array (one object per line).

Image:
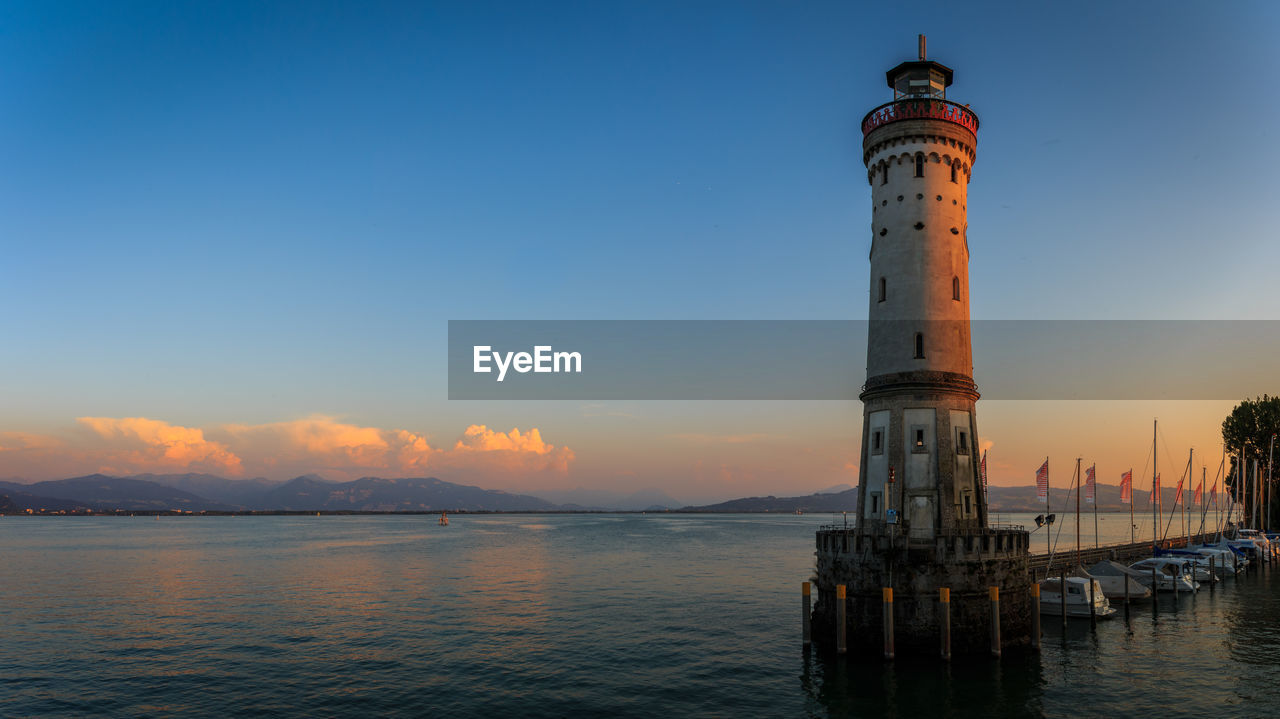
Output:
[{"xmin": 0, "ymin": 398, "xmax": 1248, "ymax": 504}]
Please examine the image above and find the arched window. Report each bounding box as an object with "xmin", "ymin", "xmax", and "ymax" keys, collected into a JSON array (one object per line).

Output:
[
  {"xmin": 878, "ymin": 277, "xmax": 886, "ymax": 302},
  {"xmin": 914, "ymin": 154, "xmax": 925, "ymax": 178},
  {"xmin": 952, "ymin": 276, "xmax": 960, "ymax": 301},
  {"xmin": 882, "ymin": 164, "xmax": 889, "ymax": 185},
  {"xmin": 914, "ymin": 332, "xmax": 925, "ymax": 359},
  {"xmin": 950, "ymin": 163, "xmax": 958, "ymax": 183}
]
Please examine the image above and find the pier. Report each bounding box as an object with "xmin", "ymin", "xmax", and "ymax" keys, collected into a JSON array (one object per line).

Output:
[{"xmin": 1027, "ymin": 531, "xmax": 1222, "ymax": 577}]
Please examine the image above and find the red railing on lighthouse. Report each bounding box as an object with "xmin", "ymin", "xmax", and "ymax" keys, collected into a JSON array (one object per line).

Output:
[{"xmin": 861, "ymin": 98, "xmax": 979, "ymax": 136}]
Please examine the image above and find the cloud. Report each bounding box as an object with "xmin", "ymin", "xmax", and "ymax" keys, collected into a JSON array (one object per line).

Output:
[
  {"xmin": 3, "ymin": 416, "xmax": 576, "ymax": 484},
  {"xmin": 76, "ymin": 417, "xmax": 243, "ymax": 474},
  {"xmin": 221, "ymin": 416, "xmax": 573, "ymax": 478},
  {"xmin": 448, "ymin": 425, "xmax": 575, "ymax": 473},
  {"xmin": 0, "ymin": 431, "xmax": 62, "ymax": 452}
]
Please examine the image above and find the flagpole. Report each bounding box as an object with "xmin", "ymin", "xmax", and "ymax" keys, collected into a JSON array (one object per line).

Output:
[
  {"xmin": 1128, "ymin": 468, "xmax": 1134, "ymax": 544},
  {"xmin": 1185, "ymin": 448, "xmax": 1191, "ymax": 547},
  {"xmin": 1091, "ymin": 464, "xmax": 1099, "ymax": 550}
]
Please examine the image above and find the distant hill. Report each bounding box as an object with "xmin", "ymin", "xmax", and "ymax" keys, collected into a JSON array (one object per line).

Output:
[
  {"xmin": 0, "ymin": 475, "xmax": 236, "ymax": 512},
  {"xmin": 0, "ymin": 494, "xmax": 21, "ymax": 514},
  {"xmin": 131, "ymin": 473, "xmax": 282, "ymax": 506},
  {"xmin": 254, "ymin": 475, "xmax": 560, "ymax": 512},
  {"xmin": 678, "ymin": 488, "xmax": 858, "ymax": 513},
  {"xmin": 531, "ymin": 487, "xmax": 685, "ymax": 511}
]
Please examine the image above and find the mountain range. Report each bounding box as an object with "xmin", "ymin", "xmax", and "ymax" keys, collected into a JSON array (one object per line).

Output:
[{"xmin": 0, "ymin": 474, "xmax": 1222, "ymax": 515}]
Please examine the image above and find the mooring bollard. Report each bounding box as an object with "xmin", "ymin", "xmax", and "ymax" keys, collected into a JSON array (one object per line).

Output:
[
  {"xmin": 802, "ymin": 581, "xmax": 812, "ymax": 646},
  {"xmin": 1031, "ymin": 582, "xmax": 1041, "ymax": 650},
  {"xmin": 1089, "ymin": 578, "xmax": 1097, "ymax": 629},
  {"xmin": 883, "ymin": 587, "xmax": 895, "ymax": 660},
  {"xmin": 939, "ymin": 587, "xmax": 951, "ymax": 661},
  {"xmin": 1060, "ymin": 572, "xmax": 1067, "ymax": 629},
  {"xmin": 989, "ymin": 586, "xmax": 1001, "ymax": 658},
  {"xmin": 836, "ymin": 584, "xmax": 847, "ymax": 655}
]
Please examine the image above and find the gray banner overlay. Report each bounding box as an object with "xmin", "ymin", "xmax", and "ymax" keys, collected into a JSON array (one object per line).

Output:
[{"xmin": 448, "ymin": 320, "xmax": 1279, "ymax": 400}]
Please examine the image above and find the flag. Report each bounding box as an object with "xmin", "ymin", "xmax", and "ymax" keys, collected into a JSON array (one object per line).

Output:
[
  {"xmin": 1085, "ymin": 464, "xmax": 1096, "ymax": 504},
  {"xmin": 1174, "ymin": 474, "xmax": 1184, "ymax": 505},
  {"xmin": 1194, "ymin": 479, "xmax": 1203, "ymax": 505},
  {"xmin": 1120, "ymin": 470, "xmax": 1132, "ymax": 504},
  {"xmin": 1036, "ymin": 459, "xmax": 1049, "ymax": 503},
  {"xmin": 1210, "ymin": 480, "xmax": 1217, "ymax": 504},
  {"xmin": 980, "ymin": 450, "xmax": 988, "ymax": 498}
]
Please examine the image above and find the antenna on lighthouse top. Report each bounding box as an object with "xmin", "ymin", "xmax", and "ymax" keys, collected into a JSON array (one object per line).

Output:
[{"xmin": 918, "ymin": 34, "xmax": 926, "ymax": 61}]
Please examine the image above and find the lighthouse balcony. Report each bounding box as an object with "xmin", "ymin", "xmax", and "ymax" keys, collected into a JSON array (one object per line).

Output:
[{"xmin": 861, "ymin": 98, "xmax": 979, "ymax": 137}]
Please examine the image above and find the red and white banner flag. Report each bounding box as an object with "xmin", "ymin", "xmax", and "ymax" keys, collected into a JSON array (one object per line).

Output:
[
  {"xmin": 1036, "ymin": 459, "xmax": 1049, "ymax": 503},
  {"xmin": 1085, "ymin": 464, "xmax": 1096, "ymax": 504},
  {"xmin": 1174, "ymin": 474, "xmax": 1184, "ymax": 505},
  {"xmin": 980, "ymin": 450, "xmax": 988, "ymax": 499},
  {"xmin": 1210, "ymin": 480, "xmax": 1217, "ymax": 504},
  {"xmin": 1194, "ymin": 479, "xmax": 1203, "ymax": 505},
  {"xmin": 1120, "ymin": 470, "xmax": 1132, "ymax": 504}
]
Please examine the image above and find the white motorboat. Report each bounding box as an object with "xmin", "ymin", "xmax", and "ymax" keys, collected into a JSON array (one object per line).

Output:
[
  {"xmin": 1038, "ymin": 576, "xmax": 1117, "ymax": 618},
  {"xmin": 1083, "ymin": 561, "xmax": 1152, "ymax": 601},
  {"xmin": 1130, "ymin": 557, "xmax": 1199, "ymax": 592}
]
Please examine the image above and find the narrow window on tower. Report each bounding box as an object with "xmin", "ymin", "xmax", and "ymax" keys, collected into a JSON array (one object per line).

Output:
[
  {"xmin": 914, "ymin": 332, "xmax": 925, "ymax": 359},
  {"xmin": 872, "ymin": 430, "xmax": 884, "ymax": 455},
  {"xmin": 952, "ymin": 276, "xmax": 960, "ymax": 301},
  {"xmin": 914, "ymin": 428, "xmax": 926, "ymax": 449},
  {"xmin": 914, "ymin": 154, "xmax": 925, "ymax": 178},
  {"xmin": 878, "ymin": 277, "xmax": 886, "ymax": 302},
  {"xmin": 882, "ymin": 164, "xmax": 889, "ymax": 185},
  {"xmin": 964, "ymin": 494, "xmax": 972, "ymax": 516},
  {"xmin": 957, "ymin": 430, "xmax": 968, "ymax": 454},
  {"xmin": 950, "ymin": 162, "xmax": 958, "ymax": 183}
]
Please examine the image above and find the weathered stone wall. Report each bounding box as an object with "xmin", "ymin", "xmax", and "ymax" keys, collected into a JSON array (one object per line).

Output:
[{"xmin": 812, "ymin": 529, "xmax": 1032, "ymax": 655}]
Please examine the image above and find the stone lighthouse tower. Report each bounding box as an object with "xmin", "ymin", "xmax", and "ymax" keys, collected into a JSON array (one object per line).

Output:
[{"xmin": 813, "ymin": 37, "xmax": 1031, "ymax": 655}]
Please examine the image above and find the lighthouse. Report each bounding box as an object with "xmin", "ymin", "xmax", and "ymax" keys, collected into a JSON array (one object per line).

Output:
[{"xmin": 812, "ymin": 37, "xmax": 1032, "ymax": 656}]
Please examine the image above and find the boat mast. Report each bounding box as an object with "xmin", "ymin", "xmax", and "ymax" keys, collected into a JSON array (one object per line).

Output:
[
  {"xmin": 1153, "ymin": 419, "xmax": 1159, "ymax": 551},
  {"xmin": 1075, "ymin": 457, "xmax": 1082, "ymax": 569}
]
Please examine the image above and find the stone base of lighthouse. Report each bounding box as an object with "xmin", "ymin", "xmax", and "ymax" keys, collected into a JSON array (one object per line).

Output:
[{"xmin": 811, "ymin": 528, "xmax": 1032, "ymax": 655}]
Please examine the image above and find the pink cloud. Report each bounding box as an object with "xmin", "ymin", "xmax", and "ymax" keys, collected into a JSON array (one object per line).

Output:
[{"xmin": 76, "ymin": 417, "xmax": 243, "ymax": 474}]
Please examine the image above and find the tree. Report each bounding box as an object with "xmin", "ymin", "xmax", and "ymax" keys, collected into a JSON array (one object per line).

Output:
[{"xmin": 1221, "ymin": 395, "xmax": 1280, "ymax": 528}]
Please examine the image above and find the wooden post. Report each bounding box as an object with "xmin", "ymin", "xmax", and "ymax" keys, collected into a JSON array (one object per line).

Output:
[
  {"xmin": 1089, "ymin": 578, "xmax": 1097, "ymax": 629},
  {"xmin": 989, "ymin": 586, "xmax": 1001, "ymax": 658},
  {"xmin": 939, "ymin": 587, "xmax": 951, "ymax": 661},
  {"xmin": 883, "ymin": 587, "xmax": 895, "ymax": 660},
  {"xmin": 802, "ymin": 581, "xmax": 812, "ymax": 645},
  {"xmin": 1031, "ymin": 582, "xmax": 1041, "ymax": 650},
  {"xmin": 836, "ymin": 584, "xmax": 847, "ymax": 654},
  {"xmin": 1059, "ymin": 572, "xmax": 1067, "ymax": 628},
  {"xmin": 1151, "ymin": 565, "xmax": 1159, "ymax": 606}
]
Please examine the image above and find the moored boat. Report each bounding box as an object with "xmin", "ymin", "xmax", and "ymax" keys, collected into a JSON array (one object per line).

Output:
[{"xmin": 1038, "ymin": 576, "xmax": 1117, "ymax": 618}]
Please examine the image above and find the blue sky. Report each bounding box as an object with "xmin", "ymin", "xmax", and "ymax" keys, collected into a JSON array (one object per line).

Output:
[{"xmin": 1, "ymin": 2, "xmax": 1275, "ymax": 499}]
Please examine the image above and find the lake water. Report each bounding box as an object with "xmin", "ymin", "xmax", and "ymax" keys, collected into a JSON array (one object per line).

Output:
[{"xmin": 1, "ymin": 513, "xmax": 1276, "ymax": 717}]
